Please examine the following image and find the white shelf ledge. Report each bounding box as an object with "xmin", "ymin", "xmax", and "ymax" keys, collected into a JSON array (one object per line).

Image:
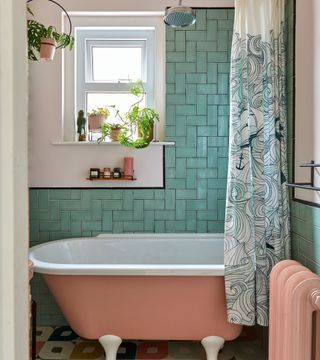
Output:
[{"xmin": 52, "ymin": 141, "xmax": 175, "ymax": 146}]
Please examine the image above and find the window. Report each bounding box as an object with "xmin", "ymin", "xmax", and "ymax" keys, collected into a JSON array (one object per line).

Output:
[
  {"xmin": 63, "ymin": 14, "xmax": 165, "ymax": 142},
  {"xmin": 77, "ymin": 28, "xmax": 154, "ymax": 110},
  {"xmin": 90, "ymin": 43, "xmax": 143, "ymax": 82}
]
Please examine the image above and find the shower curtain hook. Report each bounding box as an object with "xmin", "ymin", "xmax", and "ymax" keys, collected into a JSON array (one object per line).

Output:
[{"xmin": 26, "ymin": 0, "xmax": 73, "ymax": 50}]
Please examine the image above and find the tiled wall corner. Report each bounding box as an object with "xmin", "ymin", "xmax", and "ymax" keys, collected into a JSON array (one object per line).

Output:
[
  {"xmin": 290, "ymin": 203, "xmax": 320, "ymax": 274},
  {"xmin": 30, "ymin": 8, "xmax": 234, "ymax": 325}
]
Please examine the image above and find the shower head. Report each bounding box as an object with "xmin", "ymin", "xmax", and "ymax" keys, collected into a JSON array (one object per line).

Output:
[{"xmin": 164, "ymin": 0, "xmax": 196, "ymax": 28}]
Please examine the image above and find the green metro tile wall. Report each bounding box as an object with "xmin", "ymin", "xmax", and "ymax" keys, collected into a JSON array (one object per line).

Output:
[
  {"xmin": 30, "ymin": 9, "xmax": 234, "ymax": 325},
  {"xmin": 286, "ymin": 0, "xmax": 320, "ymax": 274}
]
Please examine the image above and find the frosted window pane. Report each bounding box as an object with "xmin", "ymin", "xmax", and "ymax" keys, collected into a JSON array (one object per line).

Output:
[
  {"xmin": 87, "ymin": 93, "xmax": 145, "ymax": 125},
  {"xmin": 92, "ymin": 47, "xmax": 142, "ymax": 82}
]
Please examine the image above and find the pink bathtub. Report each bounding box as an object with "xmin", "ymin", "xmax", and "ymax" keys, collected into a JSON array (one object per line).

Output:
[{"xmin": 29, "ymin": 234, "xmax": 242, "ymax": 360}]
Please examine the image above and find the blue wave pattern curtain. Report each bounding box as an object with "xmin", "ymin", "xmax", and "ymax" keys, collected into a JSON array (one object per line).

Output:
[{"xmin": 224, "ymin": 0, "xmax": 291, "ymax": 326}]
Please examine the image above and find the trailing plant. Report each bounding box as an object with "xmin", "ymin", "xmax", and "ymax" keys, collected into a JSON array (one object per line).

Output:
[
  {"xmin": 97, "ymin": 81, "xmax": 159, "ymax": 148},
  {"xmin": 118, "ymin": 133, "xmax": 151, "ymax": 149},
  {"xmin": 97, "ymin": 123, "xmax": 124, "ymax": 143},
  {"xmin": 27, "ymin": 18, "xmax": 74, "ymax": 61},
  {"xmin": 120, "ymin": 81, "xmax": 160, "ymax": 148}
]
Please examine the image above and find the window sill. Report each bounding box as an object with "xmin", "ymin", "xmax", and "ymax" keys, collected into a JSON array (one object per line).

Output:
[{"xmin": 52, "ymin": 141, "xmax": 175, "ymax": 146}]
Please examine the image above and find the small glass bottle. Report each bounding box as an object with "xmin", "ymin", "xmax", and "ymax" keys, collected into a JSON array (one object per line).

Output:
[{"xmin": 112, "ymin": 167, "xmax": 122, "ymax": 178}]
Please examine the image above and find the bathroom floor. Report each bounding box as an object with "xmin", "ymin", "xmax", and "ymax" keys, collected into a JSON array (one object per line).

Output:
[{"xmin": 34, "ymin": 326, "xmax": 267, "ymax": 360}]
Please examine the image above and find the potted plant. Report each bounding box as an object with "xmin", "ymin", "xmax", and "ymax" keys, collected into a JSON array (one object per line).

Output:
[
  {"xmin": 88, "ymin": 107, "xmax": 110, "ymax": 132},
  {"xmin": 98, "ymin": 123, "xmax": 123, "ymax": 143},
  {"xmin": 109, "ymin": 123, "xmax": 123, "ymax": 141},
  {"xmin": 27, "ymin": 18, "xmax": 74, "ymax": 61},
  {"xmin": 39, "ymin": 26, "xmax": 57, "ymax": 61},
  {"xmin": 96, "ymin": 81, "xmax": 159, "ymax": 148},
  {"xmin": 119, "ymin": 81, "xmax": 160, "ymax": 148}
]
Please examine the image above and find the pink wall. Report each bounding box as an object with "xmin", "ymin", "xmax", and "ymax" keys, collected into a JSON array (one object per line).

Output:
[{"xmin": 28, "ymin": 0, "xmax": 234, "ymax": 188}]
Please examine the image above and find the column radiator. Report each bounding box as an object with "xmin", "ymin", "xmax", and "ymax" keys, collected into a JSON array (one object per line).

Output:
[{"xmin": 269, "ymin": 260, "xmax": 320, "ymax": 360}]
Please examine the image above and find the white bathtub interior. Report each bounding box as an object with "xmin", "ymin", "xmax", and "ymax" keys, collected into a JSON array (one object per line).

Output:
[{"xmin": 29, "ymin": 233, "xmax": 224, "ymax": 276}]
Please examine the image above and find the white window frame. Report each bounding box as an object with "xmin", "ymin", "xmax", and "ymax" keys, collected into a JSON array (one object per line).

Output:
[
  {"xmin": 64, "ymin": 14, "xmax": 165, "ymax": 142},
  {"xmin": 76, "ymin": 28, "xmax": 155, "ymax": 117},
  {"xmin": 85, "ymin": 38, "xmax": 147, "ymax": 83}
]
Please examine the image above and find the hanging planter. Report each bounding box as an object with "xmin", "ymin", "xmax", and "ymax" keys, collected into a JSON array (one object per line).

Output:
[
  {"xmin": 27, "ymin": 0, "xmax": 74, "ymax": 61},
  {"xmin": 39, "ymin": 37, "xmax": 57, "ymax": 61}
]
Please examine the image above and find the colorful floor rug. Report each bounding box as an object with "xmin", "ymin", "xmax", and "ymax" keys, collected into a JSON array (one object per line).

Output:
[{"xmin": 35, "ymin": 326, "xmax": 267, "ymax": 360}]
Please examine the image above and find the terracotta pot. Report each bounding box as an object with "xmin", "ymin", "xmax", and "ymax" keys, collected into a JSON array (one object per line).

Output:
[
  {"xmin": 39, "ymin": 38, "xmax": 56, "ymax": 62},
  {"xmin": 78, "ymin": 134, "xmax": 87, "ymax": 141},
  {"xmin": 110, "ymin": 128, "xmax": 122, "ymax": 141},
  {"xmin": 88, "ymin": 115, "xmax": 105, "ymax": 131}
]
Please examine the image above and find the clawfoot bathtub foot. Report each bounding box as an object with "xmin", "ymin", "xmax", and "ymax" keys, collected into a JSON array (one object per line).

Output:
[
  {"xmin": 201, "ymin": 336, "xmax": 225, "ymax": 360},
  {"xmin": 99, "ymin": 335, "xmax": 122, "ymax": 360}
]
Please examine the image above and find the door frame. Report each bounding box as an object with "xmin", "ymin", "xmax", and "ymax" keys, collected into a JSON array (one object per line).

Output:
[{"xmin": 0, "ymin": 0, "xmax": 29, "ymax": 359}]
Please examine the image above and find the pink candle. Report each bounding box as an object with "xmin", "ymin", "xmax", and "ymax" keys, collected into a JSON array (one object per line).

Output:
[{"xmin": 124, "ymin": 157, "xmax": 134, "ymax": 178}]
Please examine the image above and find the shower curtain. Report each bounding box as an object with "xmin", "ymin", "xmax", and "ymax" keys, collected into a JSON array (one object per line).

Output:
[{"xmin": 224, "ymin": 0, "xmax": 291, "ymax": 326}]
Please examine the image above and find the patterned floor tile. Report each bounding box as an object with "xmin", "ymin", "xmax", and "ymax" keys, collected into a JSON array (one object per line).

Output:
[
  {"xmin": 70, "ymin": 341, "xmax": 105, "ymax": 360},
  {"xmin": 231, "ymin": 341, "xmax": 267, "ymax": 360},
  {"xmin": 48, "ymin": 326, "xmax": 79, "ymax": 342},
  {"xmin": 218, "ymin": 343, "xmax": 237, "ymax": 360},
  {"xmin": 36, "ymin": 326, "xmax": 55, "ymax": 342},
  {"xmin": 136, "ymin": 342, "xmax": 168, "ymax": 359},
  {"xmin": 35, "ymin": 326, "xmax": 267, "ymax": 360},
  {"xmin": 168, "ymin": 341, "xmax": 204, "ymax": 360},
  {"xmin": 38, "ymin": 341, "xmax": 74, "ymax": 359}
]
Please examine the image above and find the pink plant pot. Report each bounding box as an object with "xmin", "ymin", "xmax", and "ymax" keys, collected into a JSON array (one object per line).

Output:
[
  {"xmin": 88, "ymin": 115, "xmax": 105, "ymax": 131},
  {"xmin": 39, "ymin": 38, "xmax": 57, "ymax": 62}
]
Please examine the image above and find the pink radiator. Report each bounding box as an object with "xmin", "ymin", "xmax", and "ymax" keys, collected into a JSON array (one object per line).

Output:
[{"xmin": 269, "ymin": 260, "xmax": 320, "ymax": 360}]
